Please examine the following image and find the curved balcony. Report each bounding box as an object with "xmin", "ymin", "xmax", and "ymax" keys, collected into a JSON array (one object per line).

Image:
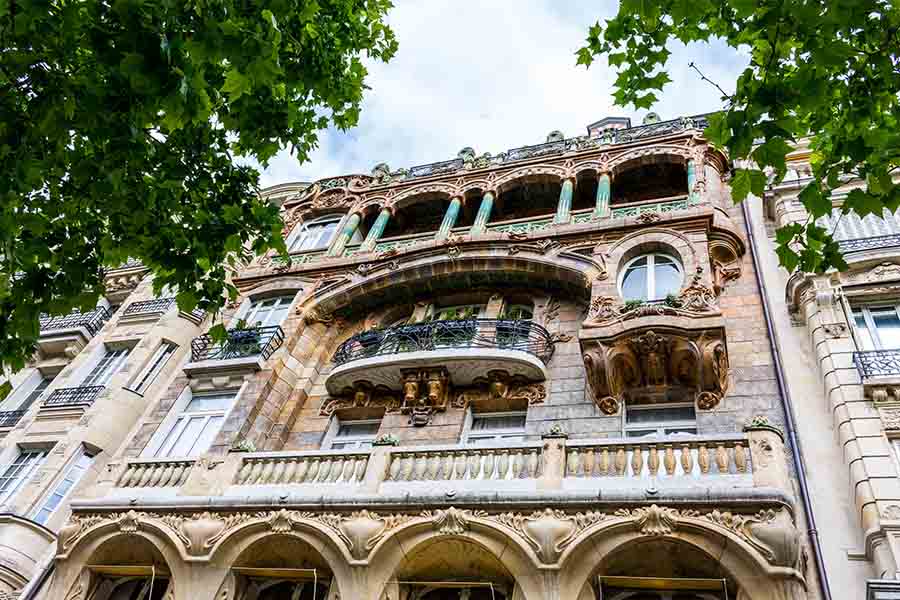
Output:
[{"xmin": 326, "ymin": 319, "xmax": 553, "ymax": 395}]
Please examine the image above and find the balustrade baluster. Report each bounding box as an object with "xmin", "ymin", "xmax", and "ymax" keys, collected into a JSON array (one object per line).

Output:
[
  {"xmin": 648, "ymin": 447, "xmax": 660, "ymax": 476},
  {"xmin": 454, "ymin": 453, "xmax": 467, "ymax": 479},
  {"xmin": 497, "ymin": 451, "xmax": 510, "ymax": 480},
  {"xmin": 259, "ymin": 460, "xmax": 276, "ymax": 484},
  {"xmin": 716, "ymin": 445, "xmax": 729, "ymax": 474},
  {"xmin": 316, "ymin": 458, "xmax": 332, "ymax": 483},
  {"xmin": 615, "ymin": 448, "xmax": 626, "ymax": 476},
  {"xmin": 467, "ymin": 453, "xmax": 481, "ymax": 479},
  {"xmin": 599, "ymin": 448, "xmax": 610, "ymax": 476},
  {"xmin": 511, "ymin": 450, "xmax": 523, "ymax": 479},
  {"xmin": 305, "ymin": 458, "xmax": 320, "ymax": 483},
  {"xmin": 282, "ymin": 458, "xmax": 297, "ymax": 483},
  {"xmin": 631, "ymin": 448, "xmax": 644, "ymax": 476},
  {"xmin": 734, "ymin": 443, "xmax": 747, "ymax": 473},
  {"xmin": 680, "ymin": 445, "xmax": 694, "ymax": 475},
  {"xmin": 402, "ymin": 454, "xmax": 415, "ymax": 481},
  {"xmin": 484, "ymin": 451, "xmax": 496, "ymax": 480},
  {"xmin": 583, "ymin": 448, "xmax": 595, "ymax": 477},
  {"xmin": 698, "ymin": 445, "xmax": 710, "ymax": 474},
  {"xmin": 567, "ymin": 448, "xmax": 580, "ymax": 477},
  {"xmin": 527, "ymin": 450, "xmax": 539, "ymax": 478},
  {"xmin": 270, "ymin": 460, "xmax": 285, "ymax": 484},
  {"xmin": 413, "ymin": 454, "xmax": 428, "ymax": 480},
  {"xmin": 118, "ymin": 466, "xmax": 135, "ymax": 487},
  {"xmin": 235, "ymin": 461, "xmax": 252, "ymax": 484},
  {"xmin": 138, "ymin": 464, "xmax": 156, "ymax": 487},
  {"xmin": 664, "ymin": 447, "xmax": 676, "ymax": 475},
  {"xmin": 295, "ymin": 459, "xmax": 311, "ymax": 483}
]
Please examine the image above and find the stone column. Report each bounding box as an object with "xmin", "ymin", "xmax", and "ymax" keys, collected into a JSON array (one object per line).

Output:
[
  {"xmin": 595, "ymin": 172, "xmax": 611, "ymax": 218},
  {"xmin": 361, "ymin": 207, "xmax": 391, "ymax": 252},
  {"xmin": 555, "ymin": 178, "xmax": 574, "ymax": 224},
  {"xmin": 471, "ymin": 190, "xmax": 495, "ymax": 234},
  {"xmin": 327, "ymin": 212, "xmax": 361, "ymax": 257},
  {"xmin": 687, "ymin": 158, "xmax": 699, "ymax": 204},
  {"xmin": 435, "ymin": 196, "xmax": 462, "ymax": 241}
]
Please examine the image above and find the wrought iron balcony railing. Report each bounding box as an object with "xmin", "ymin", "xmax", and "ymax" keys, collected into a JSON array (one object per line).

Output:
[
  {"xmin": 853, "ymin": 350, "xmax": 900, "ymax": 379},
  {"xmin": 0, "ymin": 410, "xmax": 28, "ymax": 428},
  {"xmin": 43, "ymin": 385, "xmax": 105, "ymax": 408},
  {"xmin": 332, "ymin": 319, "xmax": 555, "ymax": 366},
  {"xmin": 122, "ymin": 298, "xmax": 176, "ymax": 317},
  {"xmin": 191, "ymin": 325, "xmax": 285, "ymax": 362},
  {"xmin": 39, "ymin": 307, "xmax": 111, "ymax": 336},
  {"xmin": 838, "ymin": 234, "xmax": 900, "ymax": 254}
]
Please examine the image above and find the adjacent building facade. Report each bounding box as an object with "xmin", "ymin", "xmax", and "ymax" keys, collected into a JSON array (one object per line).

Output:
[{"xmin": 1, "ymin": 113, "xmax": 863, "ymax": 599}]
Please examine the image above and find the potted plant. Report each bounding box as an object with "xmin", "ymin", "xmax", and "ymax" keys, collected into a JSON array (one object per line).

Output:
[{"xmin": 225, "ymin": 318, "xmax": 262, "ymax": 358}]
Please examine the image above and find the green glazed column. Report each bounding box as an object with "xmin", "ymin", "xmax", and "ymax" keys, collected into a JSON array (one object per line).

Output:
[
  {"xmin": 436, "ymin": 196, "xmax": 462, "ymax": 241},
  {"xmin": 361, "ymin": 207, "xmax": 391, "ymax": 251},
  {"xmin": 328, "ymin": 212, "xmax": 361, "ymax": 257},
  {"xmin": 555, "ymin": 178, "xmax": 574, "ymax": 224},
  {"xmin": 471, "ymin": 190, "xmax": 495, "ymax": 234},
  {"xmin": 687, "ymin": 158, "xmax": 699, "ymax": 204},
  {"xmin": 595, "ymin": 172, "xmax": 611, "ymax": 218}
]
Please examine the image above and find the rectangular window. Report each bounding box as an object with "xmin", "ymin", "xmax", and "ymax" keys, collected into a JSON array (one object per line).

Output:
[
  {"xmin": 0, "ymin": 449, "xmax": 48, "ymax": 505},
  {"xmin": 624, "ymin": 404, "xmax": 697, "ymax": 438},
  {"xmin": 0, "ymin": 373, "xmax": 54, "ymax": 412},
  {"xmin": 235, "ymin": 296, "xmax": 294, "ymax": 328},
  {"xmin": 32, "ymin": 448, "xmax": 94, "ymax": 525},
  {"xmin": 853, "ymin": 305, "xmax": 900, "ymax": 350},
  {"xmin": 465, "ymin": 411, "xmax": 527, "ymax": 445},
  {"xmin": 127, "ymin": 342, "xmax": 177, "ymax": 395},
  {"xmin": 328, "ymin": 420, "xmax": 380, "ymax": 450},
  {"xmin": 82, "ymin": 347, "xmax": 131, "ymax": 387},
  {"xmin": 153, "ymin": 391, "xmax": 237, "ymax": 458}
]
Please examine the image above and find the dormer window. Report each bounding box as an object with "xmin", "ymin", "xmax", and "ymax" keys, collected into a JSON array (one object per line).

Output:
[{"xmin": 287, "ymin": 216, "xmax": 342, "ymax": 252}]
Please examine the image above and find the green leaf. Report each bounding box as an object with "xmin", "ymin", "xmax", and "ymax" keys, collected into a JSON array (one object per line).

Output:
[
  {"xmin": 798, "ymin": 183, "xmax": 831, "ymax": 219},
  {"xmin": 222, "ymin": 68, "xmax": 251, "ymax": 102},
  {"xmin": 730, "ymin": 169, "xmax": 767, "ymax": 203}
]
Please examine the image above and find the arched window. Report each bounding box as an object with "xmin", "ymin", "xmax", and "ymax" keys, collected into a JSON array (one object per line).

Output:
[
  {"xmin": 619, "ymin": 253, "xmax": 683, "ymax": 301},
  {"xmin": 287, "ymin": 216, "xmax": 342, "ymax": 252}
]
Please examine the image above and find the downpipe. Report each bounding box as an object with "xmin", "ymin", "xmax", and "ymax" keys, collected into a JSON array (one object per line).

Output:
[{"xmin": 741, "ymin": 198, "xmax": 833, "ymax": 600}]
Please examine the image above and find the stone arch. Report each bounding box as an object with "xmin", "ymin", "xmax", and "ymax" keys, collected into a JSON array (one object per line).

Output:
[
  {"xmin": 301, "ymin": 252, "xmax": 594, "ymax": 319},
  {"xmin": 236, "ymin": 276, "xmax": 309, "ymax": 299},
  {"xmin": 607, "ymin": 145, "xmax": 693, "ymax": 177},
  {"xmin": 492, "ymin": 165, "xmax": 569, "ymax": 193},
  {"xmin": 389, "ymin": 182, "xmax": 460, "ymax": 210},
  {"xmin": 211, "ymin": 531, "xmax": 349, "ymax": 600},
  {"xmin": 606, "ymin": 227, "xmax": 702, "ymax": 293},
  {"xmin": 367, "ymin": 518, "xmax": 544, "ymax": 600},
  {"xmin": 52, "ymin": 522, "xmax": 185, "ymax": 600},
  {"xmin": 558, "ymin": 517, "xmax": 805, "ymax": 600}
]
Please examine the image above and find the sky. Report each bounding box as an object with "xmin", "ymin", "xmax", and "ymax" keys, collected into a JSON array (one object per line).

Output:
[{"xmin": 258, "ymin": 1, "xmax": 749, "ymax": 188}]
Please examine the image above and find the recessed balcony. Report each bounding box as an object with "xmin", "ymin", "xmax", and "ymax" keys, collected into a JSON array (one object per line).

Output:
[
  {"xmin": 326, "ymin": 319, "xmax": 553, "ymax": 400},
  {"xmin": 37, "ymin": 307, "xmax": 111, "ymax": 358},
  {"xmin": 184, "ymin": 325, "xmax": 285, "ymax": 375}
]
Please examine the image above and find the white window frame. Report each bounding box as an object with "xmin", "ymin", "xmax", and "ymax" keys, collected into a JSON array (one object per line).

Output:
[
  {"xmin": 126, "ymin": 342, "xmax": 178, "ymax": 395},
  {"xmin": 430, "ymin": 303, "xmax": 487, "ymax": 321},
  {"xmin": 322, "ymin": 417, "xmax": 380, "ymax": 450},
  {"xmin": 232, "ymin": 294, "xmax": 296, "ymax": 328},
  {"xmin": 143, "ymin": 386, "xmax": 242, "ymax": 459},
  {"xmin": 0, "ymin": 447, "xmax": 50, "ymax": 507},
  {"xmin": 462, "ymin": 410, "xmax": 527, "ymax": 445},
  {"xmin": 286, "ymin": 215, "xmax": 343, "ymax": 253},
  {"xmin": 80, "ymin": 345, "xmax": 131, "ymax": 387},
  {"xmin": 623, "ymin": 403, "xmax": 698, "ymax": 438},
  {"xmin": 618, "ymin": 253, "xmax": 684, "ymax": 302},
  {"xmin": 851, "ymin": 303, "xmax": 900, "ymax": 351},
  {"xmin": 32, "ymin": 446, "xmax": 95, "ymax": 525},
  {"xmin": 0, "ymin": 370, "xmax": 52, "ymax": 412}
]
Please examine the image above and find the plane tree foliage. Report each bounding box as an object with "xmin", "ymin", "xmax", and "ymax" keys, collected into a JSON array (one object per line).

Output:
[
  {"xmin": 578, "ymin": 0, "xmax": 900, "ymax": 274},
  {"xmin": 0, "ymin": 0, "xmax": 397, "ymax": 373}
]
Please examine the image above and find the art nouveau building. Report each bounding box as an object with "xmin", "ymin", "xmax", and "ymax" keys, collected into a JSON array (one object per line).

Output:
[
  {"xmin": 749, "ymin": 145, "xmax": 900, "ymax": 600},
  {"xmin": 0, "ymin": 114, "xmax": 826, "ymax": 599}
]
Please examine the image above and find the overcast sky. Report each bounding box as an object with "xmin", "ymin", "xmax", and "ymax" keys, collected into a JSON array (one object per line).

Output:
[{"xmin": 258, "ymin": 1, "xmax": 748, "ymax": 188}]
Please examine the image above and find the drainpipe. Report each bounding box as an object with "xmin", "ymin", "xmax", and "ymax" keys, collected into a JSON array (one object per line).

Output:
[{"xmin": 741, "ymin": 199, "xmax": 833, "ymax": 600}]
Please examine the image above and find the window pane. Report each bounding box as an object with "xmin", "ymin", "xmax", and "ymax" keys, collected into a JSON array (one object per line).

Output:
[
  {"xmin": 651, "ymin": 259, "xmax": 682, "ymax": 299},
  {"xmin": 621, "ymin": 264, "xmax": 648, "ymax": 301},
  {"xmin": 189, "ymin": 416, "xmax": 225, "ymax": 456},
  {"xmin": 472, "ymin": 414, "xmax": 526, "ymax": 432},
  {"xmin": 337, "ymin": 422, "xmax": 380, "ymax": 437},
  {"xmin": 131, "ymin": 344, "xmax": 176, "ymax": 394},
  {"xmin": 167, "ymin": 417, "xmax": 207, "ymax": 457},
  {"xmin": 626, "ymin": 405, "xmax": 696, "ymax": 424},
  {"xmin": 872, "ymin": 309, "xmax": 900, "ymax": 349},
  {"xmin": 184, "ymin": 393, "xmax": 234, "ymax": 413}
]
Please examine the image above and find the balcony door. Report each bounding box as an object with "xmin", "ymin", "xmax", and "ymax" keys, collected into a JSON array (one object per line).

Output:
[
  {"xmin": 852, "ymin": 304, "xmax": 900, "ymax": 350},
  {"xmin": 234, "ymin": 296, "xmax": 294, "ymax": 328}
]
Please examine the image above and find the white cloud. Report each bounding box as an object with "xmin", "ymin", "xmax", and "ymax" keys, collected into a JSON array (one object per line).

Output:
[{"xmin": 259, "ymin": 1, "xmax": 747, "ymax": 188}]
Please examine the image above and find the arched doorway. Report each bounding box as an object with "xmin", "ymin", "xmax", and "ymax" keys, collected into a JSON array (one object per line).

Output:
[
  {"xmin": 80, "ymin": 535, "xmax": 173, "ymax": 600},
  {"xmin": 228, "ymin": 535, "xmax": 336, "ymax": 600}
]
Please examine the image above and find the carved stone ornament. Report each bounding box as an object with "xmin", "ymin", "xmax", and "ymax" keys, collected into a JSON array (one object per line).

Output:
[
  {"xmin": 866, "ymin": 262, "xmax": 900, "ymax": 282},
  {"xmin": 882, "ymin": 505, "xmax": 900, "ymax": 520},
  {"xmin": 336, "ymin": 510, "xmax": 412, "ymax": 560},
  {"xmin": 453, "ymin": 371, "xmax": 546, "ymax": 410},
  {"xmin": 320, "ymin": 384, "xmax": 402, "ymax": 416},
  {"xmin": 880, "ymin": 407, "xmax": 900, "ymax": 430},
  {"xmin": 867, "ymin": 386, "xmax": 900, "ymax": 406},
  {"xmin": 422, "ymin": 507, "xmax": 487, "ymax": 535},
  {"xmin": 822, "ymin": 322, "xmax": 849, "ymax": 338},
  {"xmin": 490, "ymin": 508, "xmax": 604, "ymax": 563},
  {"xmin": 615, "ymin": 505, "xmax": 687, "ymax": 536},
  {"xmin": 400, "ymin": 368, "xmax": 450, "ymax": 426},
  {"xmin": 635, "ymin": 212, "xmax": 662, "ymax": 224},
  {"xmin": 582, "ymin": 329, "xmax": 729, "ymax": 411},
  {"xmin": 678, "ymin": 267, "xmax": 717, "ymax": 312}
]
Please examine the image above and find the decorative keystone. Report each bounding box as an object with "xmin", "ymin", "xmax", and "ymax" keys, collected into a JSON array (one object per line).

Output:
[{"xmin": 229, "ymin": 438, "xmax": 257, "ymax": 453}]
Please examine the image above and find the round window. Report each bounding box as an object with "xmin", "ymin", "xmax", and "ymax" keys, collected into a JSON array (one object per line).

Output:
[{"xmin": 619, "ymin": 253, "xmax": 683, "ymax": 301}]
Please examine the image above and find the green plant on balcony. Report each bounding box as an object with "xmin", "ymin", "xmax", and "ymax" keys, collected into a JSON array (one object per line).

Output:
[
  {"xmin": 663, "ymin": 294, "xmax": 683, "ymax": 308},
  {"xmin": 622, "ymin": 299, "xmax": 645, "ymax": 312},
  {"xmin": 224, "ymin": 319, "xmax": 262, "ymax": 358}
]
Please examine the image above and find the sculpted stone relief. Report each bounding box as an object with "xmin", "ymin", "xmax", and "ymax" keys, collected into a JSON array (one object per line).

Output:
[
  {"xmin": 582, "ymin": 329, "xmax": 729, "ymax": 414},
  {"xmin": 59, "ymin": 503, "xmax": 802, "ymax": 571}
]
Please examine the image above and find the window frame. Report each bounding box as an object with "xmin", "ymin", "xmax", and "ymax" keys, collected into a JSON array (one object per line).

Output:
[
  {"xmin": 286, "ymin": 215, "xmax": 343, "ymax": 253},
  {"xmin": 324, "ymin": 417, "xmax": 381, "ymax": 450},
  {"xmin": 462, "ymin": 410, "xmax": 528, "ymax": 445},
  {"xmin": 143, "ymin": 387, "xmax": 241, "ymax": 459},
  {"xmin": 0, "ymin": 447, "xmax": 50, "ymax": 506},
  {"xmin": 80, "ymin": 345, "xmax": 131, "ymax": 387},
  {"xmin": 618, "ymin": 252, "xmax": 684, "ymax": 302},
  {"xmin": 126, "ymin": 342, "xmax": 178, "ymax": 396},
  {"xmin": 623, "ymin": 402, "xmax": 698, "ymax": 438},
  {"xmin": 233, "ymin": 295, "xmax": 296, "ymax": 328},
  {"xmin": 850, "ymin": 303, "xmax": 900, "ymax": 351},
  {"xmin": 32, "ymin": 445, "xmax": 95, "ymax": 525},
  {"xmin": 0, "ymin": 370, "xmax": 53, "ymax": 412}
]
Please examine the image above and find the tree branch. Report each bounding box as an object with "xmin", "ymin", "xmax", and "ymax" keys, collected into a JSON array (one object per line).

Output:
[{"xmin": 688, "ymin": 62, "xmax": 733, "ymax": 101}]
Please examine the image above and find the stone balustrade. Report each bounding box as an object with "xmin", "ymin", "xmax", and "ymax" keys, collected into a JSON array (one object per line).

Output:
[
  {"xmin": 115, "ymin": 459, "xmax": 196, "ymax": 488},
  {"xmin": 385, "ymin": 445, "xmax": 542, "ymax": 482},
  {"xmin": 564, "ymin": 435, "xmax": 750, "ymax": 480},
  {"xmin": 233, "ymin": 451, "xmax": 369, "ymax": 486},
  {"xmin": 105, "ymin": 432, "xmax": 768, "ymax": 500}
]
